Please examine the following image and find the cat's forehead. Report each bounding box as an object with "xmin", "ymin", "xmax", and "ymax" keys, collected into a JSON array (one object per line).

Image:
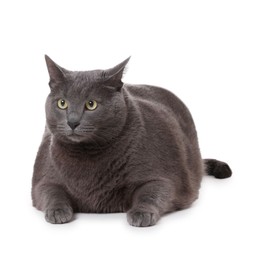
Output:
[
  {"xmin": 70, "ymin": 70, "xmax": 103, "ymax": 85},
  {"xmin": 66, "ymin": 70, "xmax": 103, "ymax": 96}
]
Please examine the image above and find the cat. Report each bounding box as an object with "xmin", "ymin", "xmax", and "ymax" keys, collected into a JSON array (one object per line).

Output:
[{"xmin": 31, "ymin": 55, "xmax": 232, "ymax": 227}]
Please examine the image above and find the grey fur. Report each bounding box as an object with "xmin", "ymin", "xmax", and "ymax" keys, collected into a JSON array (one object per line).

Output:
[{"xmin": 32, "ymin": 56, "xmax": 232, "ymax": 227}]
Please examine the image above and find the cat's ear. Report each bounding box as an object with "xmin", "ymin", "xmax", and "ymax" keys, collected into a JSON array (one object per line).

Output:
[
  {"xmin": 103, "ymin": 57, "xmax": 131, "ymax": 90},
  {"xmin": 45, "ymin": 55, "xmax": 68, "ymax": 86}
]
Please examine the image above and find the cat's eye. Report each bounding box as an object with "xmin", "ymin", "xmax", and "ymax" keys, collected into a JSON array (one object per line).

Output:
[
  {"xmin": 57, "ymin": 99, "xmax": 68, "ymax": 110},
  {"xmin": 86, "ymin": 100, "xmax": 98, "ymax": 111}
]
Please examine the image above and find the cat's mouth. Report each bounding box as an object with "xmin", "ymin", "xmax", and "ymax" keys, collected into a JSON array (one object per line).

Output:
[
  {"xmin": 55, "ymin": 125, "xmax": 107, "ymax": 145},
  {"xmin": 64, "ymin": 129, "xmax": 95, "ymax": 142}
]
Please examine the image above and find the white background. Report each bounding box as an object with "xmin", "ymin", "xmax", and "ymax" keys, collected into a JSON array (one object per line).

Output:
[{"xmin": 0, "ymin": 0, "xmax": 259, "ymax": 259}]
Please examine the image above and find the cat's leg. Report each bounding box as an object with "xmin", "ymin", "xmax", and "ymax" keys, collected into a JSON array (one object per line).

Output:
[
  {"xmin": 127, "ymin": 180, "xmax": 175, "ymax": 227},
  {"xmin": 33, "ymin": 183, "xmax": 74, "ymax": 224}
]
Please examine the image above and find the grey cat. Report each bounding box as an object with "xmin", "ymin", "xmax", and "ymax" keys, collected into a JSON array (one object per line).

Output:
[{"xmin": 32, "ymin": 56, "xmax": 232, "ymax": 227}]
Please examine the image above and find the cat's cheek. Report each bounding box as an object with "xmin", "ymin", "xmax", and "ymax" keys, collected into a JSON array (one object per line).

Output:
[{"xmin": 53, "ymin": 109, "xmax": 67, "ymax": 124}]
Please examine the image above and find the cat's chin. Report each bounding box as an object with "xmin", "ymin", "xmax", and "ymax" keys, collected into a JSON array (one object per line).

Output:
[{"xmin": 64, "ymin": 133, "xmax": 88, "ymax": 143}]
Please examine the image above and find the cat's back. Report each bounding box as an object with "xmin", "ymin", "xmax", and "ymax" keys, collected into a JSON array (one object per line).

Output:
[
  {"xmin": 123, "ymin": 84, "xmax": 196, "ymax": 134},
  {"xmin": 124, "ymin": 84, "xmax": 180, "ymax": 104}
]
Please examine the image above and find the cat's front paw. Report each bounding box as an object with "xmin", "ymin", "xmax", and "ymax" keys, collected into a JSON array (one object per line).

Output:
[
  {"xmin": 45, "ymin": 206, "xmax": 73, "ymax": 224},
  {"xmin": 127, "ymin": 210, "xmax": 160, "ymax": 227}
]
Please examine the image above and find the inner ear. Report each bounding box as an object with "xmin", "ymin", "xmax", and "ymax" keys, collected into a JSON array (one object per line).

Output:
[{"xmin": 103, "ymin": 57, "xmax": 131, "ymax": 90}]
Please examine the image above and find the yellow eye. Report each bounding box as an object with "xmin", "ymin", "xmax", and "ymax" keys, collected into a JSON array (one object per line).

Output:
[
  {"xmin": 57, "ymin": 99, "xmax": 68, "ymax": 109},
  {"xmin": 86, "ymin": 100, "xmax": 98, "ymax": 110}
]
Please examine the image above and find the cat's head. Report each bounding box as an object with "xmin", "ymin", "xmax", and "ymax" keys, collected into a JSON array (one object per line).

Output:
[{"xmin": 45, "ymin": 55, "xmax": 130, "ymax": 145}]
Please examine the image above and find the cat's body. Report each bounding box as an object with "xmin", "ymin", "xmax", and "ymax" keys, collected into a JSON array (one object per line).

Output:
[{"xmin": 32, "ymin": 56, "xmax": 232, "ymax": 227}]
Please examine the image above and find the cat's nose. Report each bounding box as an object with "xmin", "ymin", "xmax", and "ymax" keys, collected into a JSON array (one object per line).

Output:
[
  {"xmin": 67, "ymin": 120, "xmax": 80, "ymax": 130},
  {"xmin": 67, "ymin": 111, "xmax": 81, "ymax": 130}
]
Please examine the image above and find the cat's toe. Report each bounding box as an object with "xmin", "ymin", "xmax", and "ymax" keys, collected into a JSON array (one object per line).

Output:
[
  {"xmin": 127, "ymin": 210, "xmax": 159, "ymax": 227},
  {"xmin": 45, "ymin": 207, "xmax": 73, "ymax": 224}
]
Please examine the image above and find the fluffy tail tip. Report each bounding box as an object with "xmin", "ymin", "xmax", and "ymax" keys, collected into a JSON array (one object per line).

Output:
[{"xmin": 204, "ymin": 159, "xmax": 232, "ymax": 179}]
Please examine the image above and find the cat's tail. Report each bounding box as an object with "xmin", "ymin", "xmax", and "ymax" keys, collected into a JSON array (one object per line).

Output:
[{"xmin": 203, "ymin": 159, "xmax": 232, "ymax": 179}]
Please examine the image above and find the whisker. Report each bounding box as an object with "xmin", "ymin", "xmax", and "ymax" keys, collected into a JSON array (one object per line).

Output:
[
  {"xmin": 76, "ymin": 130, "xmax": 94, "ymax": 134},
  {"xmin": 80, "ymin": 127, "xmax": 95, "ymax": 130}
]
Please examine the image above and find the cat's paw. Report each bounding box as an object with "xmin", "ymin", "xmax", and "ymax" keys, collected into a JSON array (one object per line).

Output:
[
  {"xmin": 127, "ymin": 210, "xmax": 160, "ymax": 227},
  {"xmin": 45, "ymin": 206, "xmax": 73, "ymax": 224}
]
